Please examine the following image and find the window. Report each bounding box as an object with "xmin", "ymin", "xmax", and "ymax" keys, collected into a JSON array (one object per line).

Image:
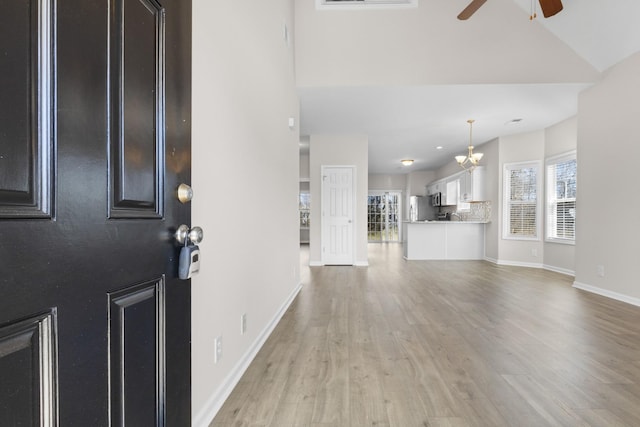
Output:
[
  {"xmin": 546, "ymin": 151, "xmax": 576, "ymax": 243},
  {"xmin": 367, "ymin": 192, "xmax": 401, "ymax": 242},
  {"xmin": 299, "ymin": 192, "xmax": 310, "ymax": 228},
  {"xmin": 503, "ymin": 162, "xmax": 540, "ymax": 240},
  {"xmin": 316, "ymin": 0, "xmax": 418, "ymax": 10}
]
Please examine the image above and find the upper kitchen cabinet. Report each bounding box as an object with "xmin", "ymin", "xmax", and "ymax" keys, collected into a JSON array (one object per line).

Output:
[
  {"xmin": 426, "ymin": 166, "xmax": 486, "ymax": 205},
  {"xmin": 445, "ymin": 179, "xmax": 459, "ymax": 206},
  {"xmin": 460, "ymin": 166, "xmax": 485, "ymax": 202}
]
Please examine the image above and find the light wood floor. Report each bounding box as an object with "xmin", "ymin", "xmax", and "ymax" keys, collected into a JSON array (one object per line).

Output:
[{"xmin": 211, "ymin": 244, "xmax": 640, "ymax": 426}]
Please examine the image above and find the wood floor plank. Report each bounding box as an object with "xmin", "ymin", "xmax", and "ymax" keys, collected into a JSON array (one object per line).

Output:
[{"xmin": 210, "ymin": 244, "xmax": 640, "ymax": 426}]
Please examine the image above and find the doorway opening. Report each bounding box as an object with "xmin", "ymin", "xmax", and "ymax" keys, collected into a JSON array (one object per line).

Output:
[{"xmin": 367, "ymin": 191, "xmax": 402, "ymax": 242}]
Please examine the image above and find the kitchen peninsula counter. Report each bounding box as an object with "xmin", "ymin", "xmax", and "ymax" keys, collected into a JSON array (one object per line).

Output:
[{"xmin": 402, "ymin": 220, "xmax": 487, "ymax": 260}]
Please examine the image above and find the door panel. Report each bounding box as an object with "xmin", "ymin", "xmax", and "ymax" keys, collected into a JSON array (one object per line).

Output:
[
  {"xmin": 0, "ymin": 0, "xmax": 192, "ymax": 424},
  {"xmin": 110, "ymin": 0, "xmax": 165, "ymax": 218},
  {"xmin": 0, "ymin": 0, "xmax": 54, "ymax": 219},
  {"xmin": 109, "ymin": 279, "xmax": 165, "ymax": 426},
  {"xmin": 322, "ymin": 167, "xmax": 354, "ymax": 265},
  {"xmin": 0, "ymin": 311, "xmax": 56, "ymax": 426}
]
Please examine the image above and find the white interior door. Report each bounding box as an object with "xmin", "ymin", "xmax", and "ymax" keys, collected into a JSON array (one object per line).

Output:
[{"xmin": 321, "ymin": 166, "xmax": 355, "ymax": 265}]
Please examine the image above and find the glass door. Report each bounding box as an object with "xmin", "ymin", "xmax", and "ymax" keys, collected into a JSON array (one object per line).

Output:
[{"xmin": 367, "ymin": 191, "xmax": 401, "ymax": 242}]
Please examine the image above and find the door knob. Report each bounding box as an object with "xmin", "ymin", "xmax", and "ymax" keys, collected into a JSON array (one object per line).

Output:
[
  {"xmin": 188, "ymin": 226, "xmax": 203, "ymax": 244},
  {"xmin": 175, "ymin": 224, "xmax": 204, "ymax": 245}
]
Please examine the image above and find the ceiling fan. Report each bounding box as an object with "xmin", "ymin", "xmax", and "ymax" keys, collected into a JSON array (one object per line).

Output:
[{"xmin": 457, "ymin": 0, "xmax": 563, "ymax": 20}]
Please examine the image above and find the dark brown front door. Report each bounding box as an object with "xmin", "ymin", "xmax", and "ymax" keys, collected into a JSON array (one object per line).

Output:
[{"xmin": 0, "ymin": 0, "xmax": 191, "ymax": 425}]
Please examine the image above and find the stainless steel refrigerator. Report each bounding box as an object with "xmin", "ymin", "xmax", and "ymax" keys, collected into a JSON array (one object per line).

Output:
[{"xmin": 409, "ymin": 195, "xmax": 433, "ymax": 221}]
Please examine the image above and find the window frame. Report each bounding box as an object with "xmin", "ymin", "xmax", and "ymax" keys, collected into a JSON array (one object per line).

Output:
[
  {"xmin": 545, "ymin": 150, "xmax": 576, "ymax": 245},
  {"xmin": 502, "ymin": 161, "xmax": 542, "ymax": 241}
]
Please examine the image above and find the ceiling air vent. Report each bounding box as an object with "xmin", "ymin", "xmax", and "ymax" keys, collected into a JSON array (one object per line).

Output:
[{"xmin": 316, "ymin": 0, "xmax": 418, "ymax": 10}]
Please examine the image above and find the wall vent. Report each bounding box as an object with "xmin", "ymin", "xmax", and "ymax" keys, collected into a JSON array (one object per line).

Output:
[{"xmin": 316, "ymin": 0, "xmax": 418, "ymax": 10}]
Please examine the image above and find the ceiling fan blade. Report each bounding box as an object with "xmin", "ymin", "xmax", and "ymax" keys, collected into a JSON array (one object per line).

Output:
[
  {"xmin": 457, "ymin": 0, "xmax": 487, "ymax": 20},
  {"xmin": 539, "ymin": 0, "xmax": 563, "ymax": 18}
]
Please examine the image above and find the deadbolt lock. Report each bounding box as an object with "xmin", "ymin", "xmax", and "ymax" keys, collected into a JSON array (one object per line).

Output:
[{"xmin": 177, "ymin": 183, "xmax": 193, "ymax": 204}]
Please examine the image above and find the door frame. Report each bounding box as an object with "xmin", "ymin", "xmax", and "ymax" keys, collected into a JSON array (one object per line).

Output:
[{"xmin": 320, "ymin": 165, "xmax": 356, "ymax": 265}]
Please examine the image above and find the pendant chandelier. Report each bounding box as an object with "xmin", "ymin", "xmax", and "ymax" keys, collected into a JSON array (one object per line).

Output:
[{"xmin": 455, "ymin": 119, "xmax": 483, "ymax": 173}]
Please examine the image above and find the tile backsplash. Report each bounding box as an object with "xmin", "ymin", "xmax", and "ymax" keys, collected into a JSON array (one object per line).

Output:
[{"xmin": 439, "ymin": 201, "xmax": 491, "ymax": 222}]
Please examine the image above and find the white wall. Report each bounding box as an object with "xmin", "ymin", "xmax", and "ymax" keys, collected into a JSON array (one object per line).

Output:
[
  {"xmin": 294, "ymin": 0, "xmax": 597, "ymax": 87},
  {"xmin": 481, "ymin": 139, "xmax": 500, "ymax": 261},
  {"xmin": 574, "ymin": 52, "xmax": 640, "ymax": 302},
  {"xmin": 406, "ymin": 170, "xmax": 435, "ymax": 198},
  {"xmin": 309, "ymin": 134, "xmax": 369, "ymax": 266},
  {"xmin": 300, "ymin": 153, "xmax": 310, "ymax": 180},
  {"xmin": 191, "ymin": 1, "xmax": 300, "ymax": 424},
  {"xmin": 435, "ymin": 156, "xmax": 468, "ymax": 180},
  {"xmin": 543, "ymin": 117, "xmax": 577, "ymax": 275},
  {"xmin": 369, "ymin": 174, "xmax": 406, "ymax": 191}
]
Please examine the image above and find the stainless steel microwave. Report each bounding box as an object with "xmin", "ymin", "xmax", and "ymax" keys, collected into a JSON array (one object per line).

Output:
[{"xmin": 431, "ymin": 192, "xmax": 441, "ymax": 207}]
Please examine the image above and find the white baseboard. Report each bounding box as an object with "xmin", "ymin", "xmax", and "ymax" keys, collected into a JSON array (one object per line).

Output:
[
  {"xmin": 543, "ymin": 264, "xmax": 575, "ymax": 277},
  {"xmin": 493, "ymin": 259, "xmax": 543, "ymax": 269},
  {"xmin": 192, "ymin": 282, "xmax": 303, "ymax": 427},
  {"xmin": 572, "ymin": 281, "xmax": 640, "ymax": 307},
  {"xmin": 308, "ymin": 261, "xmax": 369, "ymax": 267},
  {"xmin": 485, "ymin": 257, "xmax": 574, "ymax": 276}
]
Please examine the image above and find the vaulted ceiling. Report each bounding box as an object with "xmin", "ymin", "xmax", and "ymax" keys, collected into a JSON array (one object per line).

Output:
[{"xmin": 296, "ymin": 0, "xmax": 640, "ymax": 174}]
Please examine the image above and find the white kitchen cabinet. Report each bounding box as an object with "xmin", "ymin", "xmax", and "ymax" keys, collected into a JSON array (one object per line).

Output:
[
  {"xmin": 426, "ymin": 167, "xmax": 485, "ymax": 204},
  {"xmin": 425, "ymin": 183, "xmax": 435, "ymax": 196},
  {"xmin": 459, "ymin": 166, "xmax": 485, "ymax": 202},
  {"xmin": 403, "ymin": 221, "xmax": 486, "ymax": 260},
  {"xmin": 444, "ymin": 178, "xmax": 459, "ymax": 206},
  {"xmin": 426, "ymin": 180, "xmax": 444, "ymax": 197}
]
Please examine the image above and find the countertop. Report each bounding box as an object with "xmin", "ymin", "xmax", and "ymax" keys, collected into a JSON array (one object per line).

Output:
[{"xmin": 404, "ymin": 220, "xmax": 489, "ymax": 224}]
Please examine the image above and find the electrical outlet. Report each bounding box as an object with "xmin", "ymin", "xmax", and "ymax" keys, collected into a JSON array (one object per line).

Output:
[
  {"xmin": 240, "ymin": 313, "xmax": 247, "ymax": 335},
  {"xmin": 214, "ymin": 336, "xmax": 222, "ymax": 364},
  {"xmin": 531, "ymin": 248, "xmax": 538, "ymax": 257},
  {"xmin": 597, "ymin": 265, "xmax": 605, "ymax": 277}
]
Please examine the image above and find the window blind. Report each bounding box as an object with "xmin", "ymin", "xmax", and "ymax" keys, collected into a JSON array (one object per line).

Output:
[
  {"xmin": 546, "ymin": 153, "xmax": 576, "ymax": 242},
  {"xmin": 504, "ymin": 163, "xmax": 539, "ymax": 239}
]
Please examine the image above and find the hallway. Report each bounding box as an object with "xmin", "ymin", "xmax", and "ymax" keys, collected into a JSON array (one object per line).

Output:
[{"xmin": 211, "ymin": 244, "xmax": 640, "ymax": 426}]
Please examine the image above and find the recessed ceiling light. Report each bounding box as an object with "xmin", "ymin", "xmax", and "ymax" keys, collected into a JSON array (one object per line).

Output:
[
  {"xmin": 436, "ymin": 146, "xmax": 443, "ymax": 150},
  {"xmin": 507, "ymin": 118, "xmax": 523, "ymax": 124}
]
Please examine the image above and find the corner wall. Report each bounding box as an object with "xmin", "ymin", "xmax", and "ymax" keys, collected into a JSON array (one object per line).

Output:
[
  {"xmin": 574, "ymin": 52, "xmax": 640, "ymax": 303},
  {"xmin": 481, "ymin": 139, "xmax": 500, "ymax": 261},
  {"xmin": 543, "ymin": 117, "xmax": 577, "ymax": 275},
  {"xmin": 191, "ymin": 1, "xmax": 300, "ymax": 424}
]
